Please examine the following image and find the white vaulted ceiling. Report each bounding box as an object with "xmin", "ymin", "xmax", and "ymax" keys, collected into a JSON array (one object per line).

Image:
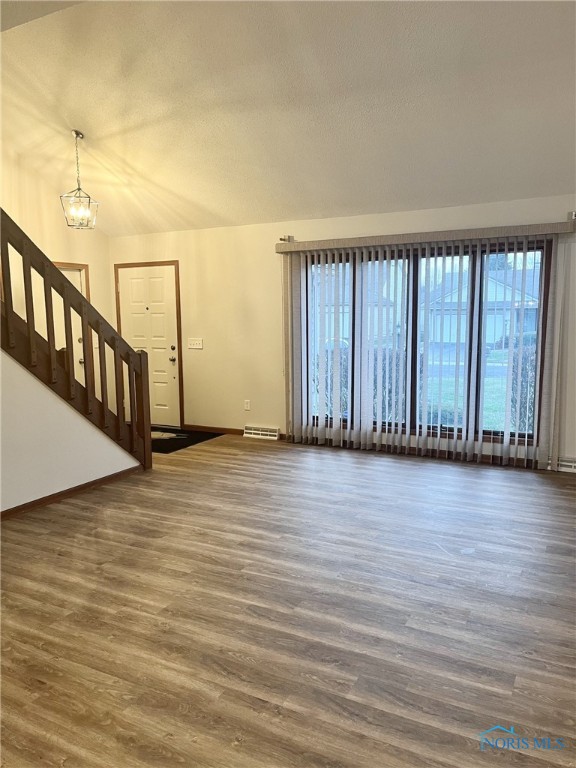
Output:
[{"xmin": 1, "ymin": 1, "xmax": 575, "ymax": 236}]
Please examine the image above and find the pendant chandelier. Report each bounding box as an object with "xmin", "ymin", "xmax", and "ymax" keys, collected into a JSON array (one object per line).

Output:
[{"xmin": 60, "ymin": 129, "xmax": 99, "ymax": 229}]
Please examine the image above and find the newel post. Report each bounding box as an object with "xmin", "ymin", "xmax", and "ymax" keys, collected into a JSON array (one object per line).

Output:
[{"xmin": 136, "ymin": 350, "xmax": 152, "ymax": 469}]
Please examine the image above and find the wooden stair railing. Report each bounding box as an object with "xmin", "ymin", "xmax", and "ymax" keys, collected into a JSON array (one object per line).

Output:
[{"xmin": 0, "ymin": 209, "xmax": 152, "ymax": 469}]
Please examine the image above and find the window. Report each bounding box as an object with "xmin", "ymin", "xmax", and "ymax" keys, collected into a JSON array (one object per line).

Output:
[
  {"xmin": 480, "ymin": 249, "xmax": 542, "ymax": 434},
  {"xmin": 290, "ymin": 236, "xmax": 552, "ymax": 465},
  {"xmin": 419, "ymin": 251, "xmax": 469, "ymax": 431},
  {"xmin": 308, "ymin": 258, "xmax": 352, "ymax": 422}
]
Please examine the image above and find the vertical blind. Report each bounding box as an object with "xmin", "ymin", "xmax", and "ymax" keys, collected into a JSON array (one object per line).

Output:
[{"xmin": 287, "ymin": 236, "xmax": 556, "ymax": 467}]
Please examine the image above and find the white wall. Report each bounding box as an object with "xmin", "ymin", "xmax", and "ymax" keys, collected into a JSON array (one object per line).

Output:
[
  {"xmin": 3, "ymin": 154, "xmax": 574, "ymax": 460},
  {"xmin": 0, "ymin": 352, "xmax": 139, "ymax": 511},
  {"xmin": 111, "ymin": 224, "xmax": 286, "ymax": 431},
  {"xmin": 1, "ymin": 155, "xmax": 139, "ymax": 511},
  {"xmin": 1, "ymin": 148, "xmax": 115, "ymax": 324},
  {"xmin": 109, "ymin": 194, "xmax": 576, "ymax": 459}
]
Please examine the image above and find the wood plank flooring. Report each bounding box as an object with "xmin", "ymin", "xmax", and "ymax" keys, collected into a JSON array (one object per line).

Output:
[{"xmin": 2, "ymin": 435, "xmax": 575, "ymax": 767}]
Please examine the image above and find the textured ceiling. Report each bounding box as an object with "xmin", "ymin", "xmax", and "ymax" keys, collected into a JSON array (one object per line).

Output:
[
  {"xmin": 2, "ymin": 1, "xmax": 575, "ymax": 236},
  {"xmin": 0, "ymin": 1, "xmax": 82, "ymax": 31}
]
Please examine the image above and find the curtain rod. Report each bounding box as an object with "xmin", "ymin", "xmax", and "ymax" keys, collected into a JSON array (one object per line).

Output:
[{"xmin": 275, "ymin": 220, "xmax": 576, "ymax": 254}]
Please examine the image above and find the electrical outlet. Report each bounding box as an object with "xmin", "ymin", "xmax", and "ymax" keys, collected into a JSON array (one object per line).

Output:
[
  {"xmin": 188, "ymin": 338, "xmax": 203, "ymax": 349},
  {"xmin": 244, "ymin": 399, "xmax": 251, "ymax": 411},
  {"xmin": 571, "ymin": 211, "xmax": 576, "ymax": 221}
]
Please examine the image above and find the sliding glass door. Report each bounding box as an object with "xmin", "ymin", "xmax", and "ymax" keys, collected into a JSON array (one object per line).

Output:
[{"xmin": 290, "ymin": 237, "xmax": 551, "ymax": 466}]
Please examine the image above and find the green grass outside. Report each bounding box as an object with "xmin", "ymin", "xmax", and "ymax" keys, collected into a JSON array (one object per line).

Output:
[
  {"xmin": 487, "ymin": 349, "xmax": 512, "ymax": 364},
  {"xmin": 424, "ymin": 375, "xmax": 531, "ymax": 431}
]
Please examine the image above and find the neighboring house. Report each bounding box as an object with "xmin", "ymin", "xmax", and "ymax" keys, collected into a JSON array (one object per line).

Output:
[
  {"xmin": 310, "ymin": 263, "xmax": 541, "ymax": 351},
  {"xmin": 425, "ymin": 266, "xmax": 541, "ymax": 348}
]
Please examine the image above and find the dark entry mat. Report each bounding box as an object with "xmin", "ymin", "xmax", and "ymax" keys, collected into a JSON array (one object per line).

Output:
[{"xmin": 151, "ymin": 430, "xmax": 220, "ymax": 454}]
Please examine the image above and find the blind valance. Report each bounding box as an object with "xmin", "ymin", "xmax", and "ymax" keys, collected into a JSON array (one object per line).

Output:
[{"xmin": 276, "ymin": 220, "xmax": 574, "ymax": 254}]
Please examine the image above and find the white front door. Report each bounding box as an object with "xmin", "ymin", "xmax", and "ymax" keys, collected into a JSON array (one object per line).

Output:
[{"xmin": 117, "ymin": 264, "xmax": 181, "ymax": 428}]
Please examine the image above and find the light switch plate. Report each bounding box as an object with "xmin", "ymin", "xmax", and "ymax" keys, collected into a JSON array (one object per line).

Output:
[{"xmin": 188, "ymin": 338, "xmax": 203, "ymax": 349}]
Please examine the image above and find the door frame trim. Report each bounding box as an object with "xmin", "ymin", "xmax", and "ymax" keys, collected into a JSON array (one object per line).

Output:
[
  {"xmin": 54, "ymin": 262, "xmax": 91, "ymax": 301},
  {"xmin": 114, "ymin": 260, "xmax": 184, "ymax": 430}
]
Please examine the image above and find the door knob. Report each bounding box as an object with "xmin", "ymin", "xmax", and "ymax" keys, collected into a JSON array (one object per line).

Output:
[{"xmin": 169, "ymin": 356, "xmax": 176, "ymax": 363}]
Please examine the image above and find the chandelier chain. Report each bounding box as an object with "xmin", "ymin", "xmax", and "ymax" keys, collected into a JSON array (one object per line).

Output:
[{"xmin": 75, "ymin": 133, "xmax": 81, "ymax": 189}]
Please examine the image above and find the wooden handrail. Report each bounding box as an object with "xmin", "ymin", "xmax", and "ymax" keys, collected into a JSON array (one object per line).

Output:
[{"xmin": 0, "ymin": 209, "xmax": 152, "ymax": 469}]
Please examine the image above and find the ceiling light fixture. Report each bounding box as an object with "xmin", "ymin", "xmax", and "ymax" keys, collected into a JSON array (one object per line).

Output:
[{"xmin": 60, "ymin": 129, "xmax": 98, "ymax": 229}]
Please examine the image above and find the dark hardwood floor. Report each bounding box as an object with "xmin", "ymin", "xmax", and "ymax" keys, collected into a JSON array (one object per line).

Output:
[{"xmin": 1, "ymin": 436, "xmax": 575, "ymax": 767}]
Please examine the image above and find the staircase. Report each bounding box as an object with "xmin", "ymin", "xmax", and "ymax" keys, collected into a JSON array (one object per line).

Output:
[{"xmin": 0, "ymin": 209, "xmax": 152, "ymax": 470}]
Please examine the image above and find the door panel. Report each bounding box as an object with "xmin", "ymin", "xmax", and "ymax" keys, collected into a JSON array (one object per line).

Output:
[
  {"xmin": 60, "ymin": 269, "xmax": 86, "ymax": 386},
  {"xmin": 117, "ymin": 264, "xmax": 181, "ymax": 428},
  {"xmin": 29, "ymin": 264, "xmax": 90, "ymax": 387}
]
